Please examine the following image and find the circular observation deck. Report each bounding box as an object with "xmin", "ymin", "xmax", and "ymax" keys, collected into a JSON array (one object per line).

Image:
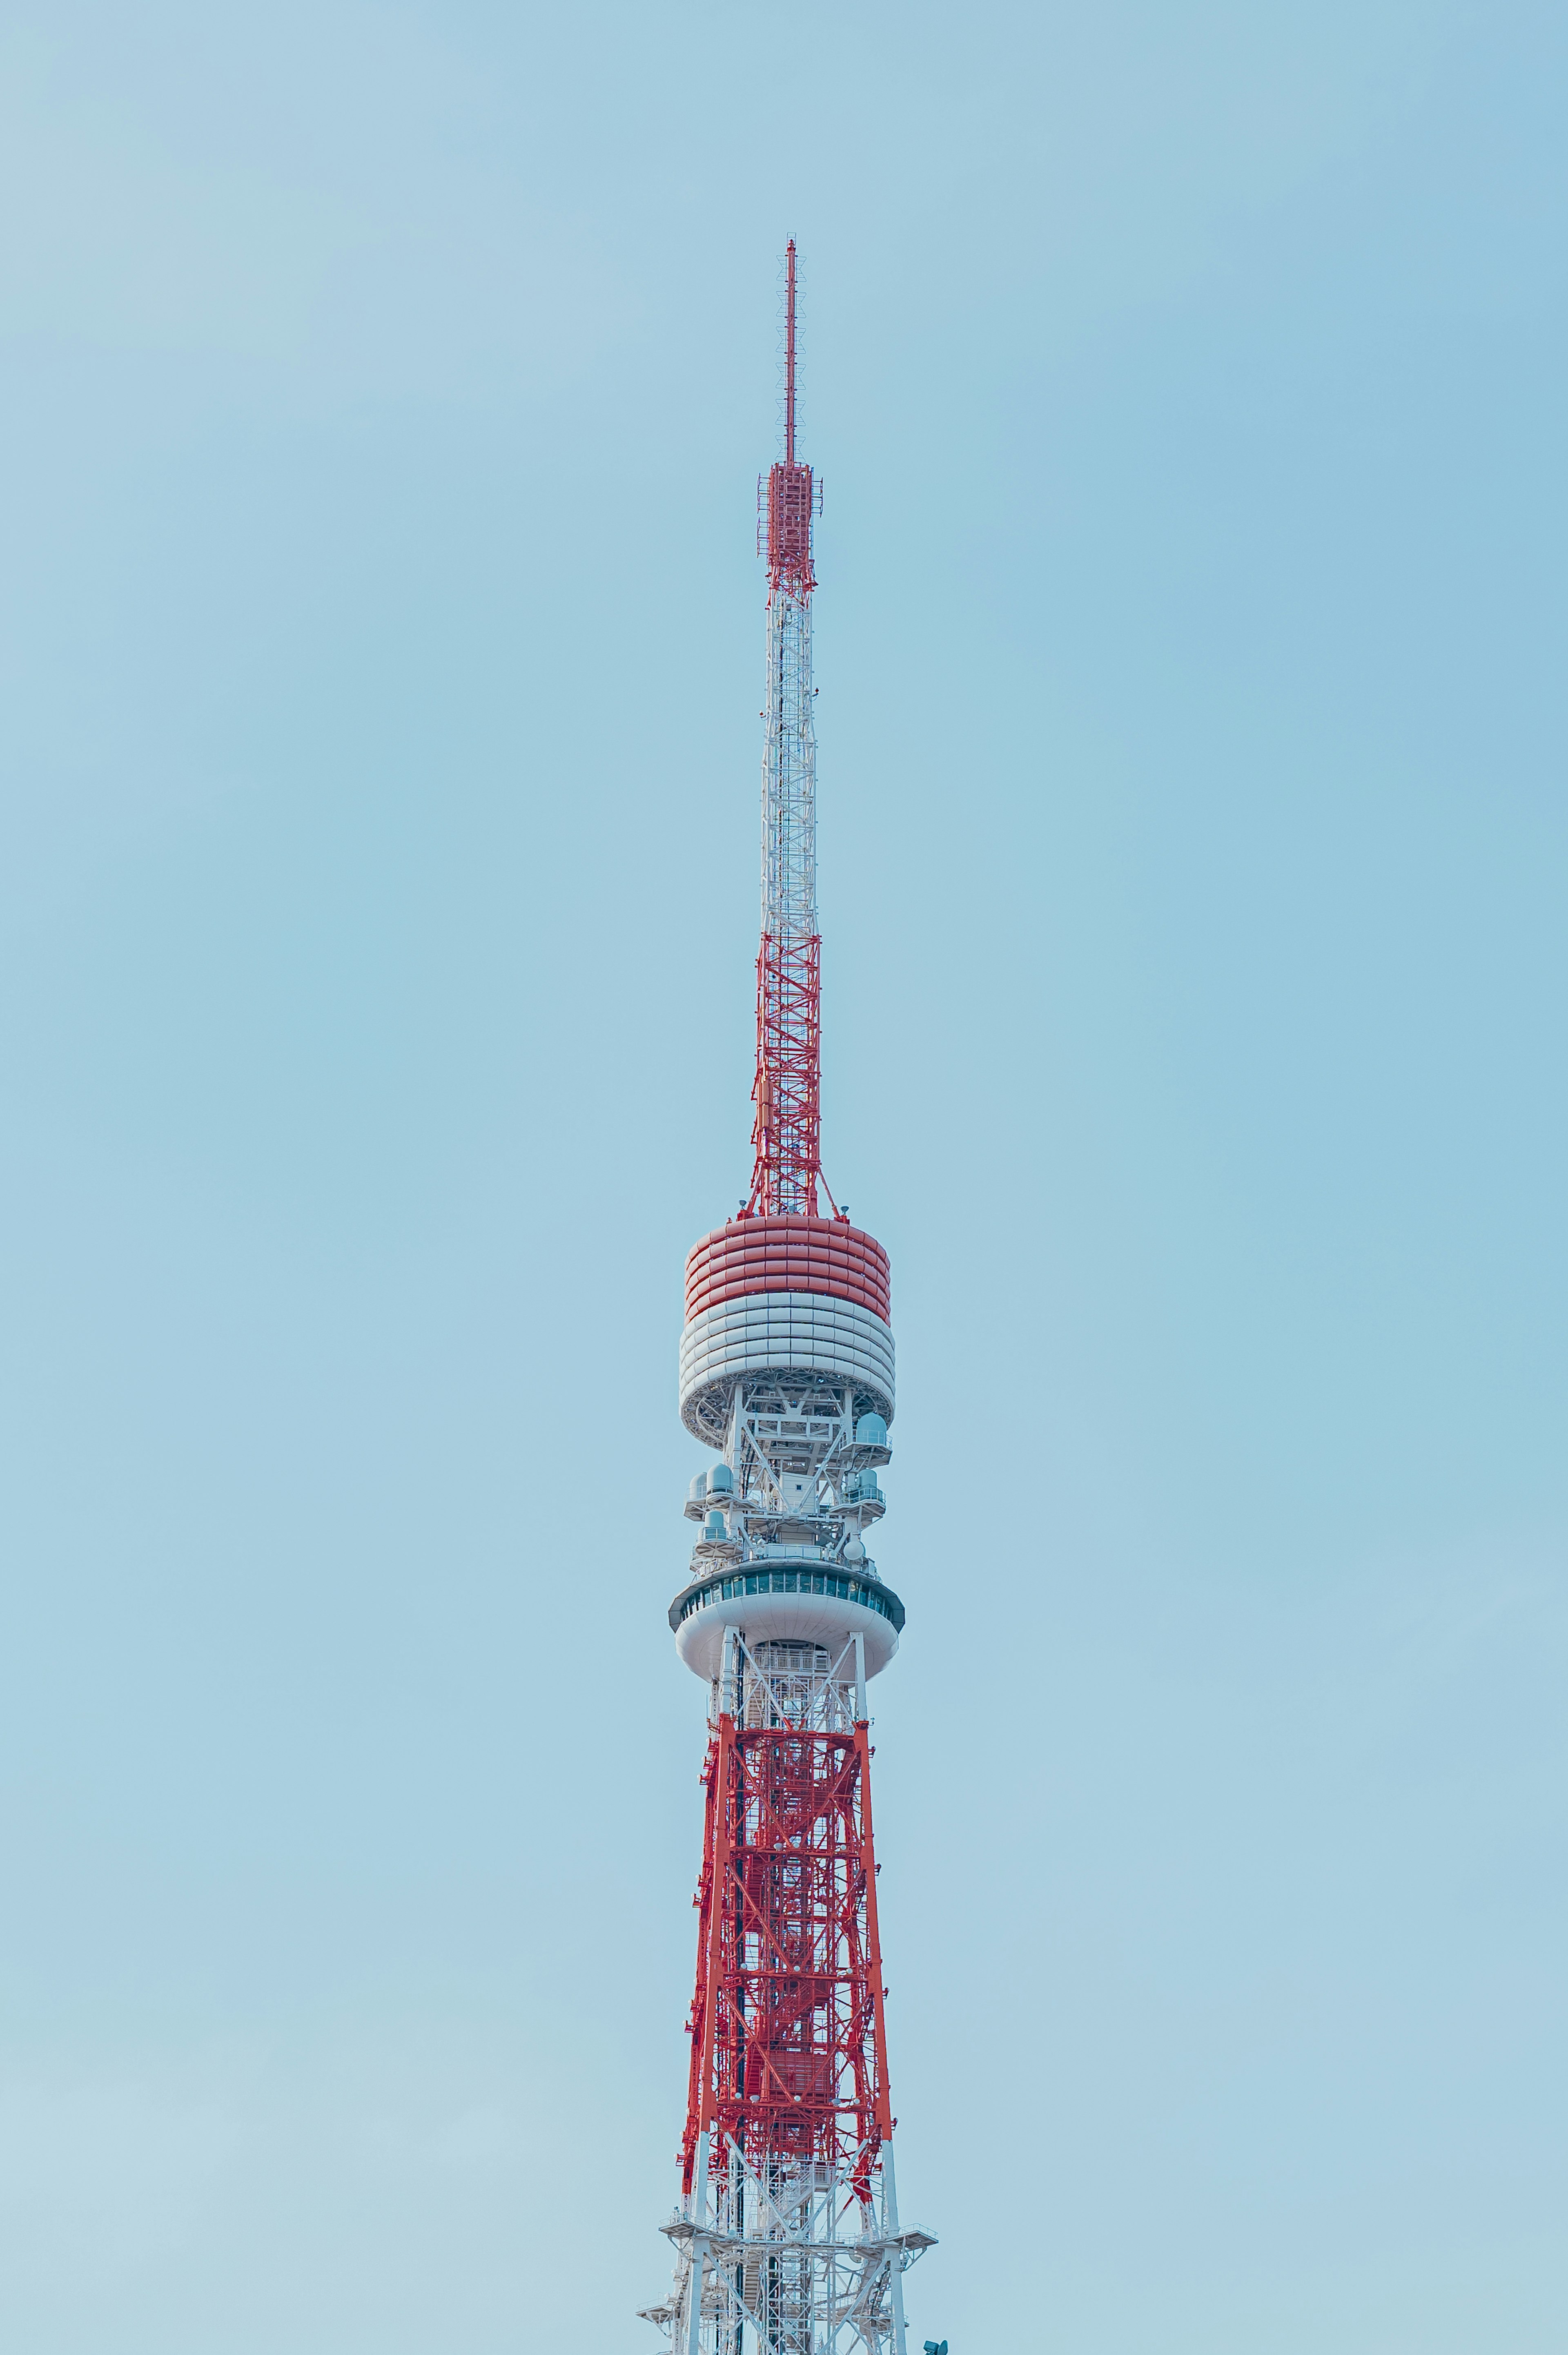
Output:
[
  {"xmin": 679, "ymin": 1216, "xmax": 895, "ymax": 1447},
  {"xmin": 669, "ymin": 1557, "xmax": 904, "ymax": 1683}
]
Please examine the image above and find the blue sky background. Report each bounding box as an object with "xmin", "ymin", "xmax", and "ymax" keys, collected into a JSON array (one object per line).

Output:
[{"xmin": 1, "ymin": 3, "xmax": 1565, "ymax": 2349}]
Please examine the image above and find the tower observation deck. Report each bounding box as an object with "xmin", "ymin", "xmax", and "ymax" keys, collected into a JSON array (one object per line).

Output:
[{"xmin": 639, "ymin": 245, "xmax": 935, "ymax": 2355}]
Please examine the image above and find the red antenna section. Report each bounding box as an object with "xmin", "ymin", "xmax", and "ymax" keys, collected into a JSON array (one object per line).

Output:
[{"xmin": 764, "ymin": 241, "xmax": 819, "ymax": 602}]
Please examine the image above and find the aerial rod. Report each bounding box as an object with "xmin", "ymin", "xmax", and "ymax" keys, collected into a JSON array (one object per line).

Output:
[
  {"xmin": 751, "ymin": 239, "xmax": 824, "ymax": 1220},
  {"xmin": 785, "ymin": 237, "xmax": 797, "ymax": 465}
]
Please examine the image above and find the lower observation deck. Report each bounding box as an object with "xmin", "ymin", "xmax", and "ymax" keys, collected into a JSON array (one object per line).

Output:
[{"xmin": 670, "ymin": 1557, "xmax": 904, "ymax": 1682}]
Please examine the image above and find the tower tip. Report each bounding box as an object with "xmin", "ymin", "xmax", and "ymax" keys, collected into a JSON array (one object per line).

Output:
[{"xmin": 785, "ymin": 239, "xmax": 797, "ymax": 467}]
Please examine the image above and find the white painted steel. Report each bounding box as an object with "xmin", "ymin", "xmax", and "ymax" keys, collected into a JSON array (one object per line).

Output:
[
  {"xmin": 679, "ymin": 1291, "xmax": 895, "ymax": 1441},
  {"xmin": 673, "ymin": 1583, "xmax": 898, "ymax": 1683},
  {"xmin": 652, "ymin": 2128, "xmax": 932, "ymax": 2355},
  {"xmin": 883, "ymin": 2142, "xmax": 910, "ymax": 2355},
  {"xmin": 684, "ymin": 2128, "xmax": 708, "ymax": 2355},
  {"xmin": 762, "ymin": 586, "xmax": 816, "ymax": 954},
  {"xmin": 760, "ymin": 581, "xmax": 818, "ymax": 1217}
]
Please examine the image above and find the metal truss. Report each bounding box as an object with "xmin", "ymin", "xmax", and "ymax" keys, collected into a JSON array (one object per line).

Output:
[
  {"xmin": 748, "ymin": 238, "xmax": 829, "ymax": 1222},
  {"xmin": 648, "ymin": 2133, "xmax": 933, "ymax": 2355},
  {"xmin": 702, "ymin": 1380, "xmax": 886, "ymax": 1558},
  {"xmin": 748, "ymin": 582, "xmax": 821, "ymax": 1219},
  {"xmin": 641, "ymin": 1631, "xmax": 931, "ymax": 2355}
]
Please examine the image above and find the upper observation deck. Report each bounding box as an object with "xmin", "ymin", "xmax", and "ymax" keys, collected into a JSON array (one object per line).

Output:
[
  {"xmin": 685, "ymin": 1217, "xmax": 890, "ymax": 1323},
  {"xmin": 679, "ymin": 1216, "xmax": 895, "ymax": 1446}
]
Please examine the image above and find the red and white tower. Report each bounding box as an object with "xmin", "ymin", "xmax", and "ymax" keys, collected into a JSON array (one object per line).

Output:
[{"xmin": 640, "ymin": 245, "xmax": 935, "ymax": 2355}]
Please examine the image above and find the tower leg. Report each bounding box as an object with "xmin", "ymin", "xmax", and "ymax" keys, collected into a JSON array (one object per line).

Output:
[
  {"xmin": 686, "ymin": 2127, "xmax": 709, "ymax": 2355},
  {"xmin": 883, "ymin": 2141, "xmax": 909, "ymax": 2355}
]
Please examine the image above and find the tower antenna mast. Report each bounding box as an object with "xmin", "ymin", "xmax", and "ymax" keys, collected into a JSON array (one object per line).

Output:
[
  {"xmin": 748, "ymin": 237, "xmax": 829, "ymax": 1219},
  {"xmin": 785, "ymin": 236, "xmax": 797, "ymax": 465}
]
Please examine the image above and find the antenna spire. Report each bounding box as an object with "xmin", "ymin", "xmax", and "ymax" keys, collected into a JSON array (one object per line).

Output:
[
  {"xmin": 785, "ymin": 237, "xmax": 797, "ymax": 466},
  {"xmin": 751, "ymin": 243, "xmax": 826, "ymax": 1217}
]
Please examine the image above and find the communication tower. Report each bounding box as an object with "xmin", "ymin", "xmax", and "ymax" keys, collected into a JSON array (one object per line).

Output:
[{"xmin": 639, "ymin": 245, "xmax": 935, "ymax": 2355}]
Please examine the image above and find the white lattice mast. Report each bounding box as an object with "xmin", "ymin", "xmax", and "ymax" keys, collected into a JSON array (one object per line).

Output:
[
  {"xmin": 748, "ymin": 239, "xmax": 827, "ymax": 1220},
  {"xmin": 640, "ymin": 244, "xmax": 936, "ymax": 2355}
]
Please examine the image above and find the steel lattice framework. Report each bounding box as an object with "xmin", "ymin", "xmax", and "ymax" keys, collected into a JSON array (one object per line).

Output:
[
  {"xmin": 642, "ymin": 245, "xmax": 934, "ymax": 2355},
  {"xmin": 651, "ymin": 1640, "xmax": 930, "ymax": 2355},
  {"xmin": 681, "ymin": 1646, "xmax": 891, "ymax": 2204}
]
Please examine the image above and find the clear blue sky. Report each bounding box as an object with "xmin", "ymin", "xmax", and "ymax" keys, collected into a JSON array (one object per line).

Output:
[{"xmin": 1, "ymin": 4, "xmax": 1565, "ymax": 2349}]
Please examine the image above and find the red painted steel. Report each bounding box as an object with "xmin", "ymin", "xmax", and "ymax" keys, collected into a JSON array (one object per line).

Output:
[
  {"xmin": 681, "ymin": 1707, "xmax": 893, "ymax": 2210},
  {"xmin": 765, "ymin": 466, "xmax": 816, "ymax": 599},
  {"xmin": 766, "ymin": 240, "xmax": 816, "ymax": 600},
  {"xmin": 748, "ymin": 930, "xmax": 822, "ymax": 1219},
  {"xmin": 685, "ymin": 1217, "xmax": 892, "ymax": 1327}
]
